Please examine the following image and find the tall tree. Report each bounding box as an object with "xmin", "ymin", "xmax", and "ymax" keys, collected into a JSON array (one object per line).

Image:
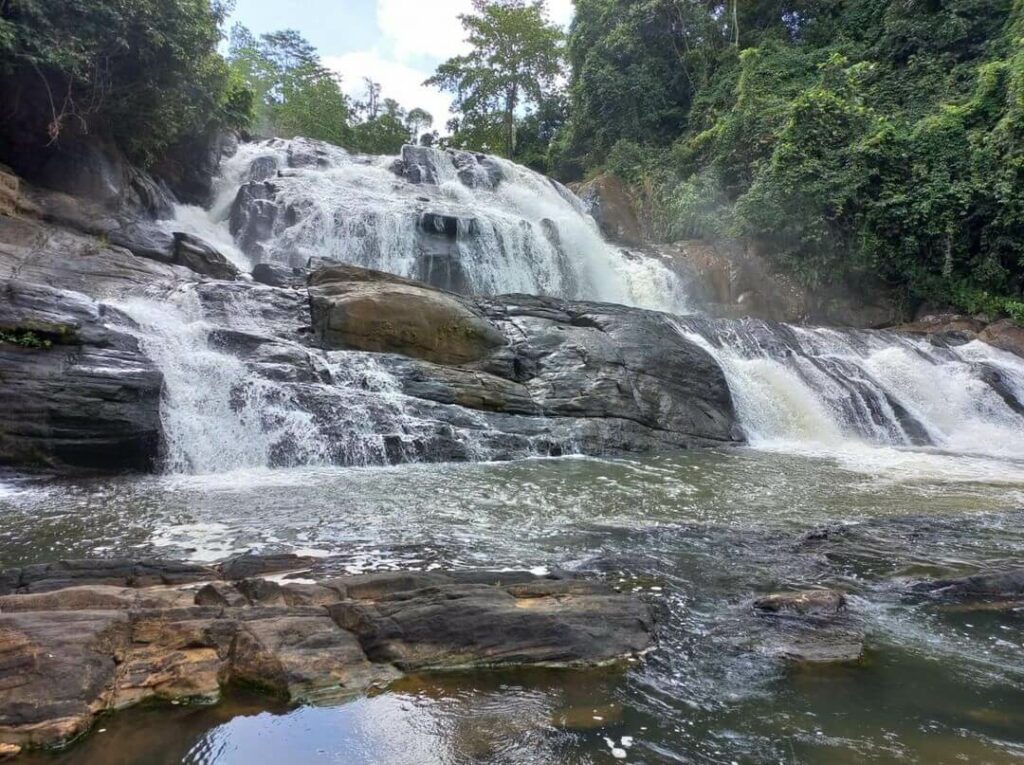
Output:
[
  {"xmin": 227, "ymin": 25, "xmax": 350, "ymax": 145},
  {"xmin": 426, "ymin": 0, "xmax": 564, "ymax": 157}
]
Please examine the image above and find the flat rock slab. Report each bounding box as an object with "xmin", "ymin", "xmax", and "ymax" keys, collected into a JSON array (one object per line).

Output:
[{"xmin": 0, "ymin": 557, "xmax": 653, "ymax": 752}]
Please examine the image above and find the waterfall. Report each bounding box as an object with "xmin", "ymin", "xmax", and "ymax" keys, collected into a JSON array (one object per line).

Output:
[
  {"xmin": 165, "ymin": 138, "xmax": 688, "ymax": 313},
  {"xmin": 115, "ymin": 283, "xmax": 554, "ymax": 474},
  {"xmin": 674, "ymin": 317, "xmax": 1024, "ymax": 459},
  {"xmin": 133, "ymin": 136, "xmax": 1024, "ymax": 475}
]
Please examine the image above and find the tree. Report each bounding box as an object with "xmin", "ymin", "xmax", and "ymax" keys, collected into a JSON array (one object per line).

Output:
[
  {"xmin": 406, "ymin": 108, "xmax": 434, "ymax": 141},
  {"xmin": 227, "ymin": 25, "xmax": 350, "ymax": 145},
  {"xmin": 426, "ymin": 0, "xmax": 564, "ymax": 157},
  {"xmin": 350, "ymin": 98, "xmax": 413, "ymax": 154},
  {"xmin": 0, "ymin": 0, "xmax": 250, "ymax": 165}
]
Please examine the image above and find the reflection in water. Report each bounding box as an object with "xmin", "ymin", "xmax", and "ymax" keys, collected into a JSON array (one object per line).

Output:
[{"xmin": 5, "ymin": 448, "xmax": 1024, "ymax": 764}]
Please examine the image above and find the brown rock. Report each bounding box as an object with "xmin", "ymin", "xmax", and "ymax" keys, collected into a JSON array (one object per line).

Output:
[
  {"xmin": 572, "ymin": 174, "xmax": 644, "ymax": 246},
  {"xmin": 0, "ymin": 562, "xmax": 653, "ymax": 752},
  {"xmin": 0, "ymin": 610, "xmax": 129, "ymax": 748},
  {"xmin": 979, "ymin": 319, "xmax": 1024, "ymax": 358},
  {"xmin": 309, "ymin": 264, "xmax": 505, "ymax": 365},
  {"xmin": 231, "ymin": 610, "xmax": 397, "ymax": 701},
  {"xmin": 753, "ymin": 589, "xmax": 847, "ymax": 616}
]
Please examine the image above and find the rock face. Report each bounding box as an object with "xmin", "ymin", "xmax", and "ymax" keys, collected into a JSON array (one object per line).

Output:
[
  {"xmin": 572, "ymin": 174, "xmax": 645, "ymax": 246},
  {"xmin": 658, "ymin": 239, "xmax": 910, "ymax": 327},
  {"xmin": 0, "ymin": 280, "xmax": 163, "ymax": 471},
  {"xmin": 0, "ymin": 557, "xmax": 653, "ymax": 752}
]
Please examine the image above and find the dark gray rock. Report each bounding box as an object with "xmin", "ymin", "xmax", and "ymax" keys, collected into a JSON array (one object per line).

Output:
[
  {"xmin": 153, "ymin": 130, "xmax": 239, "ymax": 206},
  {"xmin": 328, "ymin": 577, "xmax": 653, "ymax": 670},
  {"xmin": 251, "ymin": 262, "xmax": 306, "ymax": 288},
  {"xmin": 219, "ymin": 553, "xmax": 319, "ymax": 581},
  {"xmin": 0, "ymin": 558, "xmax": 217, "ymax": 596},
  {"xmin": 171, "ymin": 232, "xmax": 240, "ymax": 280},
  {"xmin": 908, "ymin": 568, "xmax": 1024, "ymax": 603},
  {"xmin": 748, "ymin": 589, "xmax": 863, "ymax": 664},
  {"xmin": 0, "ymin": 280, "xmax": 164, "ymax": 471},
  {"xmin": 229, "ymin": 180, "xmax": 279, "ymax": 258}
]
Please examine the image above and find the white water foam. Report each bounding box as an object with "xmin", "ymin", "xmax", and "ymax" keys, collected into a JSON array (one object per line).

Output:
[
  {"xmin": 167, "ymin": 138, "xmax": 688, "ymax": 312},
  {"xmin": 675, "ymin": 319, "xmax": 1024, "ymax": 466}
]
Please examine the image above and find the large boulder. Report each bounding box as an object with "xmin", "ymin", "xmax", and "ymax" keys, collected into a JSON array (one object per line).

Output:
[
  {"xmin": 171, "ymin": 232, "xmax": 240, "ymax": 280},
  {"xmin": 309, "ymin": 265, "xmax": 506, "ymax": 364},
  {"xmin": 0, "ymin": 280, "xmax": 163, "ymax": 471}
]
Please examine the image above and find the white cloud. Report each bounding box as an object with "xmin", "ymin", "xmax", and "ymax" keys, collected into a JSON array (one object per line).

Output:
[
  {"xmin": 327, "ymin": 2, "xmax": 575, "ymax": 124},
  {"xmin": 324, "ymin": 51, "xmax": 454, "ymax": 124},
  {"xmin": 375, "ymin": 0, "xmax": 474, "ymax": 62},
  {"xmin": 375, "ymin": 0, "xmax": 574, "ymax": 63}
]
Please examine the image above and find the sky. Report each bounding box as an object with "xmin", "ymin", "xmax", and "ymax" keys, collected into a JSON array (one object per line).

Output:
[{"xmin": 226, "ymin": 0, "xmax": 575, "ymax": 125}]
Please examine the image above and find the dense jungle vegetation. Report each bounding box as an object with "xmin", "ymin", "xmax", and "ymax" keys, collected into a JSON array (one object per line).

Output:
[{"xmin": 2, "ymin": 0, "xmax": 1022, "ymax": 318}]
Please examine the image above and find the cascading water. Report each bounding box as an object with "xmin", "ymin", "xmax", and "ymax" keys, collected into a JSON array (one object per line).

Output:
[
  {"xmin": 674, "ymin": 316, "xmax": 1024, "ymax": 459},
  {"xmin": 143, "ymin": 136, "xmax": 1024, "ymax": 475},
  {"xmin": 168, "ymin": 137, "xmax": 687, "ymax": 313}
]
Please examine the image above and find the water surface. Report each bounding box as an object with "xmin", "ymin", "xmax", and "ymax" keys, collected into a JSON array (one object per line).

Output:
[{"xmin": 3, "ymin": 446, "xmax": 1023, "ymax": 764}]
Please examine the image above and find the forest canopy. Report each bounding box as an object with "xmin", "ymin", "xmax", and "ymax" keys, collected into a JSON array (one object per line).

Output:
[{"xmin": 557, "ymin": 0, "xmax": 1024, "ymax": 320}]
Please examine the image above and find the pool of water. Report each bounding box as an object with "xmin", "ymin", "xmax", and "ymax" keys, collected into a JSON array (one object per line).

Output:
[{"xmin": 3, "ymin": 445, "xmax": 1024, "ymax": 764}]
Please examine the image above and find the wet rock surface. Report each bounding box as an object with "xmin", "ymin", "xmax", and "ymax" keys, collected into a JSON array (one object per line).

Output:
[
  {"xmin": 0, "ymin": 280, "xmax": 163, "ymax": 471},
  {"xmin": 0, "ymin": 557, "xmax": 652, "ymax": 752}
]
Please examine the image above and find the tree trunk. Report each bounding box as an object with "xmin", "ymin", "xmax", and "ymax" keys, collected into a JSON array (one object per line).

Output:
[
  {"xmin": 732, "ymin": 0, "xmax": 740, "ymax": 47},
  {"xmin": 504, "ymin": 88, "xmax": 517, "ymax": 158}
]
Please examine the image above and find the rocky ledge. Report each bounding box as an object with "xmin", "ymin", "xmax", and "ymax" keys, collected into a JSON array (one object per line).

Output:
[
  {"xmin": 0, "ymin": 555, "xmax": 653, "ymax": 754},
  {"xmin": 0, "ymin": 215, "xmax": 741, "ymax": 472}
]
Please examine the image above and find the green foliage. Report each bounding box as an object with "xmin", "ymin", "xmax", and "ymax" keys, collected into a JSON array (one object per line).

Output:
[
  {"xmin": 0, "ymin": 0, "xmax": 250, "ymax": 166},
  {"xmin": 0, "ymin": 329, "xmax": 52, "ymax": 349},
  {"xmin": 227, "ymin": 25, "xmax": 351, "ymax": 146},
  {"xmin": 428, "ymin": 0, "xmax": 565, "ymax": 157},
  {"xmin": 560, "ymin": 0, "xmax": 1024, "ymax": 319}
]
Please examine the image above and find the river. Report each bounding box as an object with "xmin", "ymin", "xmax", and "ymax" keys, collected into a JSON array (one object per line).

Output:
[{"xmin": 3, "ymin": 443, "xmax": 1023, "ymax": 763}]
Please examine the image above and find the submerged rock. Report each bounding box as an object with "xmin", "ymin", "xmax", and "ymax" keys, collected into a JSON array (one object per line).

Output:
[
  {"xmin": 0, "ymin": 557, "xmax": 653, "ymax": 752},
  {"xmin": 749, "ymin": 589, "xmax": 863, "ymax": 664},
  {"xmin": 908, "ymin": 568, "xmax": 1024, "ymax": 606}
]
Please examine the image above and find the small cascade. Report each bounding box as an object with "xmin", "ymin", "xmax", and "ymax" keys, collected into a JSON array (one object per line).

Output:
[
  {"xmin": 674, "ymin": 317, "xmax": 1024, "ymax": 458},
  {"xmin": 115, "ymin": 283, "xmax": 562, "ymax": 474},
  {"xmin": 117, "ymin": 288, "xmax": 328, "ymax": 473},
  {"xmin": 169, "ymin": 138, "xmax": 687, "ymax": 312}
]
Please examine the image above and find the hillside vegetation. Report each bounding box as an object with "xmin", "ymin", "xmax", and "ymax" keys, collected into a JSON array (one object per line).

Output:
[{"xmin": 556, "ymin": 0, "xmax": 1024, "ymax": 320}]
